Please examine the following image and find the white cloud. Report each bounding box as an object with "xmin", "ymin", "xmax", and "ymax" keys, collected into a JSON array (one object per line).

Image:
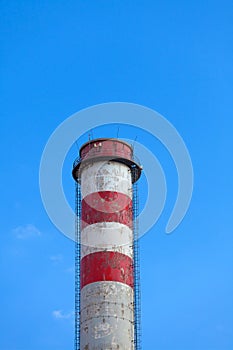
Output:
[
  {"xmin": 12, "ymin": 224, "xmax": 41, "ymax": 239},
  {"xmin": 52, "ymin": 310, "xmax": 74, "ymax": 320},
  {"xmin": 64, "ymin": 266, "xmax": 74, "ymax": 273},
  {"xmin": 49, "ymin": 254, "xmax": 63, "ymax": 263}
]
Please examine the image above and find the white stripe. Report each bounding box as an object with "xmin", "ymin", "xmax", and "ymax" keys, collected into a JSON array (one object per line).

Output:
[
  {"xmin": 81, "ymin": 161, "xmax": 132, "ymax": 198},
  {"xmin": 80, "ymin": 282, "xmax": 134, "ymax": 349},
  {"xmin": 81, "ymin": 281, "xmax": 134, "ymax": 320},
  {"xmin": 81, "ymin": 222, "xmax": 133, "ymax": 259},
  {"xmin": 80, "ymin": 319, "xmax": 134, "ymax": 349}
]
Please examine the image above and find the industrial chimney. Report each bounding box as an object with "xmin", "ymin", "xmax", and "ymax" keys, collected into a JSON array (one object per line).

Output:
[{"xmin": 72, "ymin": 138, "xmax": 142, "ymax": 350}]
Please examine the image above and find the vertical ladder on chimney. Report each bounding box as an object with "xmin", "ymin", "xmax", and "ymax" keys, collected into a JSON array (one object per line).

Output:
[
  {"xmin": 132, "ymin": 169, "xmax": 142, "ymax": 350},
  {"xmin": 74, "ymin": 182, "xmax": 81, "ymax": 350}
]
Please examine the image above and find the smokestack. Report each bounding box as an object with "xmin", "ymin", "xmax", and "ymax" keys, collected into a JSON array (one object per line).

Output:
[{"xmin": 72, "ymin": 138, "xmax": 142, "ymax": 349}]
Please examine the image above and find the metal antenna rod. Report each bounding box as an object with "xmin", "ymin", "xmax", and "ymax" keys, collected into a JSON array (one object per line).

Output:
[
  {"xmin": 117, "ymin": 126, "xmax": 120, "ymax": 138},
  {"xmin": 132, "ymin": 136, "xmax": 138, "ymax": 152},
  {"xmin": 75, "ymin": 140, "xmax": 80, "ymax": 151}
]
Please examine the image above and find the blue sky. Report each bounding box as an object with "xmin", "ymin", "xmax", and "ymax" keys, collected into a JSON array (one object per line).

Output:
[{"xmin": 1, "ymin": 1, "xmax": 233, "ymax": 349}]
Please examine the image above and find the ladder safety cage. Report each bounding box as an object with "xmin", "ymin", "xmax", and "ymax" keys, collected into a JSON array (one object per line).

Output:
[
  {"xmin": 132, "ymin": 171, "xmax": 142, "ymax": 350},
  {"xmin": 74, "ymin": 183, "xmax": 81, "ymax": 350}
]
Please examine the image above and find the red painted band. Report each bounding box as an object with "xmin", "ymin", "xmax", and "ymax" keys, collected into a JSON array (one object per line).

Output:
[
  {"xmin": 80, "ymin": 139, "xmax": 132, "ymax": 161},
  {"xmin": 81, "ymin": 251, "xmax": 133, "ymax": 289},
  {"xmin": 82, "ymin": 191, "xmax": 131, "ymax": 211},
  {"xmin": 81, "ymin": 191, "xmax": 132, "ymax": 229}
]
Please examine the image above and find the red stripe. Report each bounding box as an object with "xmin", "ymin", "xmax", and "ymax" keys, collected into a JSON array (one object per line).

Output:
[
  {"xmin": 81, "ymin": 251, "xmax": 133, "ymax": 289},
  {"xmin": 81, "ymin": 191, "xmax": 132, "ymax": 229}
]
